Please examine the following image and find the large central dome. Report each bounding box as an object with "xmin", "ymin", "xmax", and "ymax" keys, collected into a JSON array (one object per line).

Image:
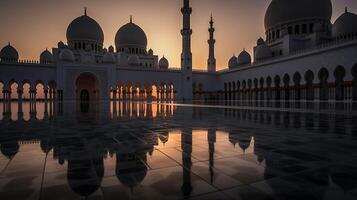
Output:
[
  {"xmin": 66, "ymin": 13, "xmax": 104, "ymax": 44},
  {"xmin": 115, "ymin": 20, "xmax": 148, "ymax": 52},
  {"xmin": 264, "ymin": 0, "xmax": 332, "ymax": 30}
]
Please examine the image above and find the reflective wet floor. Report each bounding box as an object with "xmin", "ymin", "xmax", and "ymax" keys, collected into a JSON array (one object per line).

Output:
[{"xmin": 0, "ymin": 101, "xmax": 357, "ymax": 200}]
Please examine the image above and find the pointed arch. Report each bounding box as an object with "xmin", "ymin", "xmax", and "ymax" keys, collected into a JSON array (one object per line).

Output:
[
  {"xmin": 318, "ymin": 68, "xmax": 329, "ymax": 100},
  {"xmin": 334, "ymin": 66, "xmax": 346, "ymax": 100},
  {"xmin": 304, "ymin": 70, "xmax": 314, "ymax": 100}
]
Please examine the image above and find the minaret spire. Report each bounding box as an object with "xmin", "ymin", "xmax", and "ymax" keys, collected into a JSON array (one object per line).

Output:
[
  {"xmin": 207, "ymin": 14, "xmax": 216, "ymax": 72},
  {"xmin": 180, "ymin": 0, "xmax": 193, "ymax": 101}
]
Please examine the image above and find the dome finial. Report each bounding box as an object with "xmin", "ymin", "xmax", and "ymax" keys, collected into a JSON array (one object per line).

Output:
[
  {"xmin": 345, "ymin": 7, "xmax": 348, "ymax": 13},
  {"xmin": 84, "ymin": 7, "xmax": 87, "ymax": 16},
  {"xmin": 130, "ymin": 15, "xmax": 133, "ymax": 23}
]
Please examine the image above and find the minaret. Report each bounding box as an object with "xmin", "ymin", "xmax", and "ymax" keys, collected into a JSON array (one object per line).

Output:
[
  {"xmin": 207, "ymin": 15, "xmax": 216, "ymax": 72},
  {"xmin": 180, "ymin": 0, "xmax": 193, "ymax": 101}
]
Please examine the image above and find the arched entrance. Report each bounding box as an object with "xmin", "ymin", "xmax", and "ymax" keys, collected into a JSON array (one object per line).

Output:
[
  {"xmin": 80, "ymin": 90, "xmax": 90, "ymax": 101},
  {"xmin": 76, "ymin": 72, "xmax": 99, "ymax": 102}
]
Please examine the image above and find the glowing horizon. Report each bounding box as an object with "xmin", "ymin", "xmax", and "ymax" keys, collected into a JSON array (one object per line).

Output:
[{"xmin": 0, "ymin": 0, "xmax": 356, "ymax": 70}]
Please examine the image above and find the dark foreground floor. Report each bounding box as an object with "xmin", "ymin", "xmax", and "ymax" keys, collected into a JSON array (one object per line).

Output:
[{"xmin": 0, "ymin": 101, "xmax": 357, "ymax": 200}]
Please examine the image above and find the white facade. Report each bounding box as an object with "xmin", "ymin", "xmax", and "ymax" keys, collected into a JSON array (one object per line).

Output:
[{"xmin": 1, "ymin": 0, "xmax": 357, "ymax": 103}]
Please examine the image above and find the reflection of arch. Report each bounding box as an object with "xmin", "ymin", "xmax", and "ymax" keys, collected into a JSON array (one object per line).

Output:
[
  {"xmin": 318, "ymin": 68, "xmax": 329, "ymax": 100},
  {"xmin": 334, "ymin": 66, "xmax": 346, "ymax": 100},
  {"xmin": 305, "ymin": 70, "xmax": 314, "ymax": 100},
  {"xmin": 76, "ymin": 73, "xmax": 99, "ymax": 102},
  {"xmin": 352, "ymin": 64, "xmax": 357, "ymax": 100}
]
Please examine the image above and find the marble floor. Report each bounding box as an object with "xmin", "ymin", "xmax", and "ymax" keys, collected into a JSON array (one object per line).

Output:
[{"xmin": 0, "ymin": 101, "xmax": 357, "ymax": 200}]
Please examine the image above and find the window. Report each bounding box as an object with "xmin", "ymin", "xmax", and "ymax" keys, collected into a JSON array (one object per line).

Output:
[
  {"xmin": 309, "ymin": 24, "xmax": 314, "ymax": 33},
  {"xmin": 276, "ymin": 29, "xmax": 280, "ymax": 38},
  {"xmin": 302, "ymin": 24, "xmax": 307, "ymax": 34},
  {"xmin": 272, "ymin": 31, "xmax": 275, "ymax": 39},
  {"xmin": 295, "ymin": 25, "xmax": 300, "ymax": 35},
  {"xmin": 288, "ymin": 26, "xmax": 292, "ymax": 34}
]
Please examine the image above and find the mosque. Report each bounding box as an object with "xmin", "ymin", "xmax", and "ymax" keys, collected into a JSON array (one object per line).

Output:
[{"xmin": 1, "ymin": 0, "xmax": 357, "ymax": 105}]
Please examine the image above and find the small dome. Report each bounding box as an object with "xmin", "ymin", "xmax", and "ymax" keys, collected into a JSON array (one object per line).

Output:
[
  {"xmin": 264, "ymin": 0, "xmax": 332, "ymax": 30},
  {"xmin": 40, "ymin": 49, "xmax": 53, "ymax": 64},
  {"xmin": 333, "ymin": 9, "xmax": 357, "ymax": 38},
  {"xmin": 237, "ymin": 49, "xmax": 251, "ymax": 66},
  {"xmin": 127, "ymin": 55, "xmax": 139, "ymax": 66},
  {"xmin": 66, "ymin": 12, "xmax": 104, "ymax": 44},
  {"xmin": 148, "ymin": 49, "xmax": 153, "ymax": 56},
  {"xmin": 103, "ymin": 52, "xmax": 116, "ymax": 64},
  {"xmin": 255, "ymin": 43, "xmax": 272, "ymax": 61},
  {"xmin": 59, "ymin": 49, "xmax": 75, "ymax": 62},
  {"xmin": 0, "ymin": 43, "xmax": 19, "ymax": 62},
  {"xmin": 115, "ymin": 20, "xmax": 148, "ymax": 51},
  {"xmin": 257, "ymin": 38, "xmax": 265, "ymax": 46},
  {"xmin": 159, "ymin": 56, "xmax": 169, "ymax": 69},
  {"xmin": 228, "ymin": 55, "xmax": 238, "ymax": 69},
  {"xmin": 58, "ymin": 41, "xmax": 65, "ymax": 48},
  {"xmin": 108, "ymin": 45, "xmax": 115, "ymax": 53}
]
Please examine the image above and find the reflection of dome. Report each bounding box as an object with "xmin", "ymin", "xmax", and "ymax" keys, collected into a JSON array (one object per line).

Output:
[
  {"xmin": 237, "ymin": 49, "xmax": 251, "ymax": 66},
  {"xmin": 159, "ymin": 56, "xmax": 169, "ymax": 69},
  {"xmin": 238, "ymin": 134, "xmax": 252, "ymax": 152},
  {"xmin": 40, "ymin": 49, "xmax": 53, "ymax": 64},
  {"xmin": 40, "ymin": 138, "xmax": 53, "ymax": 154},
  {"xmin": 66, "ymin": 12, "xmax": 104, "ymax": 44},
  {"xmin": 115, "ymin": 20, "xmax": 148, "ymax": 52},
  {"xmin": 67, "ymin": 160, "xmax": 103, "ymax": 197},
  {"xmin": 255, "ymin": 43, "xmax": 272, "ymax": 61},
  {"xmin": 103, "ymin": 52, "xmax": 116, "ymax": 64},
  {"xmin": 264, "ymin": 0, "xmax": 332, "ymax": 30},
  {"xmin": 333, "ymin": 9, "xmax": 357, "ymax": 38},
  {"xmin": 59, "ymin": 49, "xmax": 75, "ymax": 62},
  {"xmin": 159, "ymin": 132, "xmax": 169, "ymax": 144},
  {"xmin": 1, "ymin": 142, "xmax": 19, "ymax": 159},
  {"xmin": 116, "ymin": 153, "xmax": 147, "ymax": 189},
  {"xmin": 128, "ymin": 55, "xmax": 140, "ymax": 66},
  {"xmin": 0, "ymin": 43, "xmax": 19, "ymax": 62},
  {"xmin": 228, "ymin": 55, "xmax": 238, "ymax": 69}
]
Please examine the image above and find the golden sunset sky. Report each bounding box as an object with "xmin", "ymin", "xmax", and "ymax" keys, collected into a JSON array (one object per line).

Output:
[{"xmin": 0, "ymin": 0, "xmax": 356, "ymax": 70}]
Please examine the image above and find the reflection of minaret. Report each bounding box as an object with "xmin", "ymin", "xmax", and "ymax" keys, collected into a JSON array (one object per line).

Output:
[
  {"xmin": 180, "ymin": 0, "xmax": 193, "ymax": 100},
  {"xmin": 207, "ymin": 15, "xmax": 216, "ymax": 72},
  {"xmin": 207, "ymin": 129, "xmax": 216, "ymax": 184},
  {"xmin": 181, "ymin": 128, "xmax": 192, "ymax": 197}
]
